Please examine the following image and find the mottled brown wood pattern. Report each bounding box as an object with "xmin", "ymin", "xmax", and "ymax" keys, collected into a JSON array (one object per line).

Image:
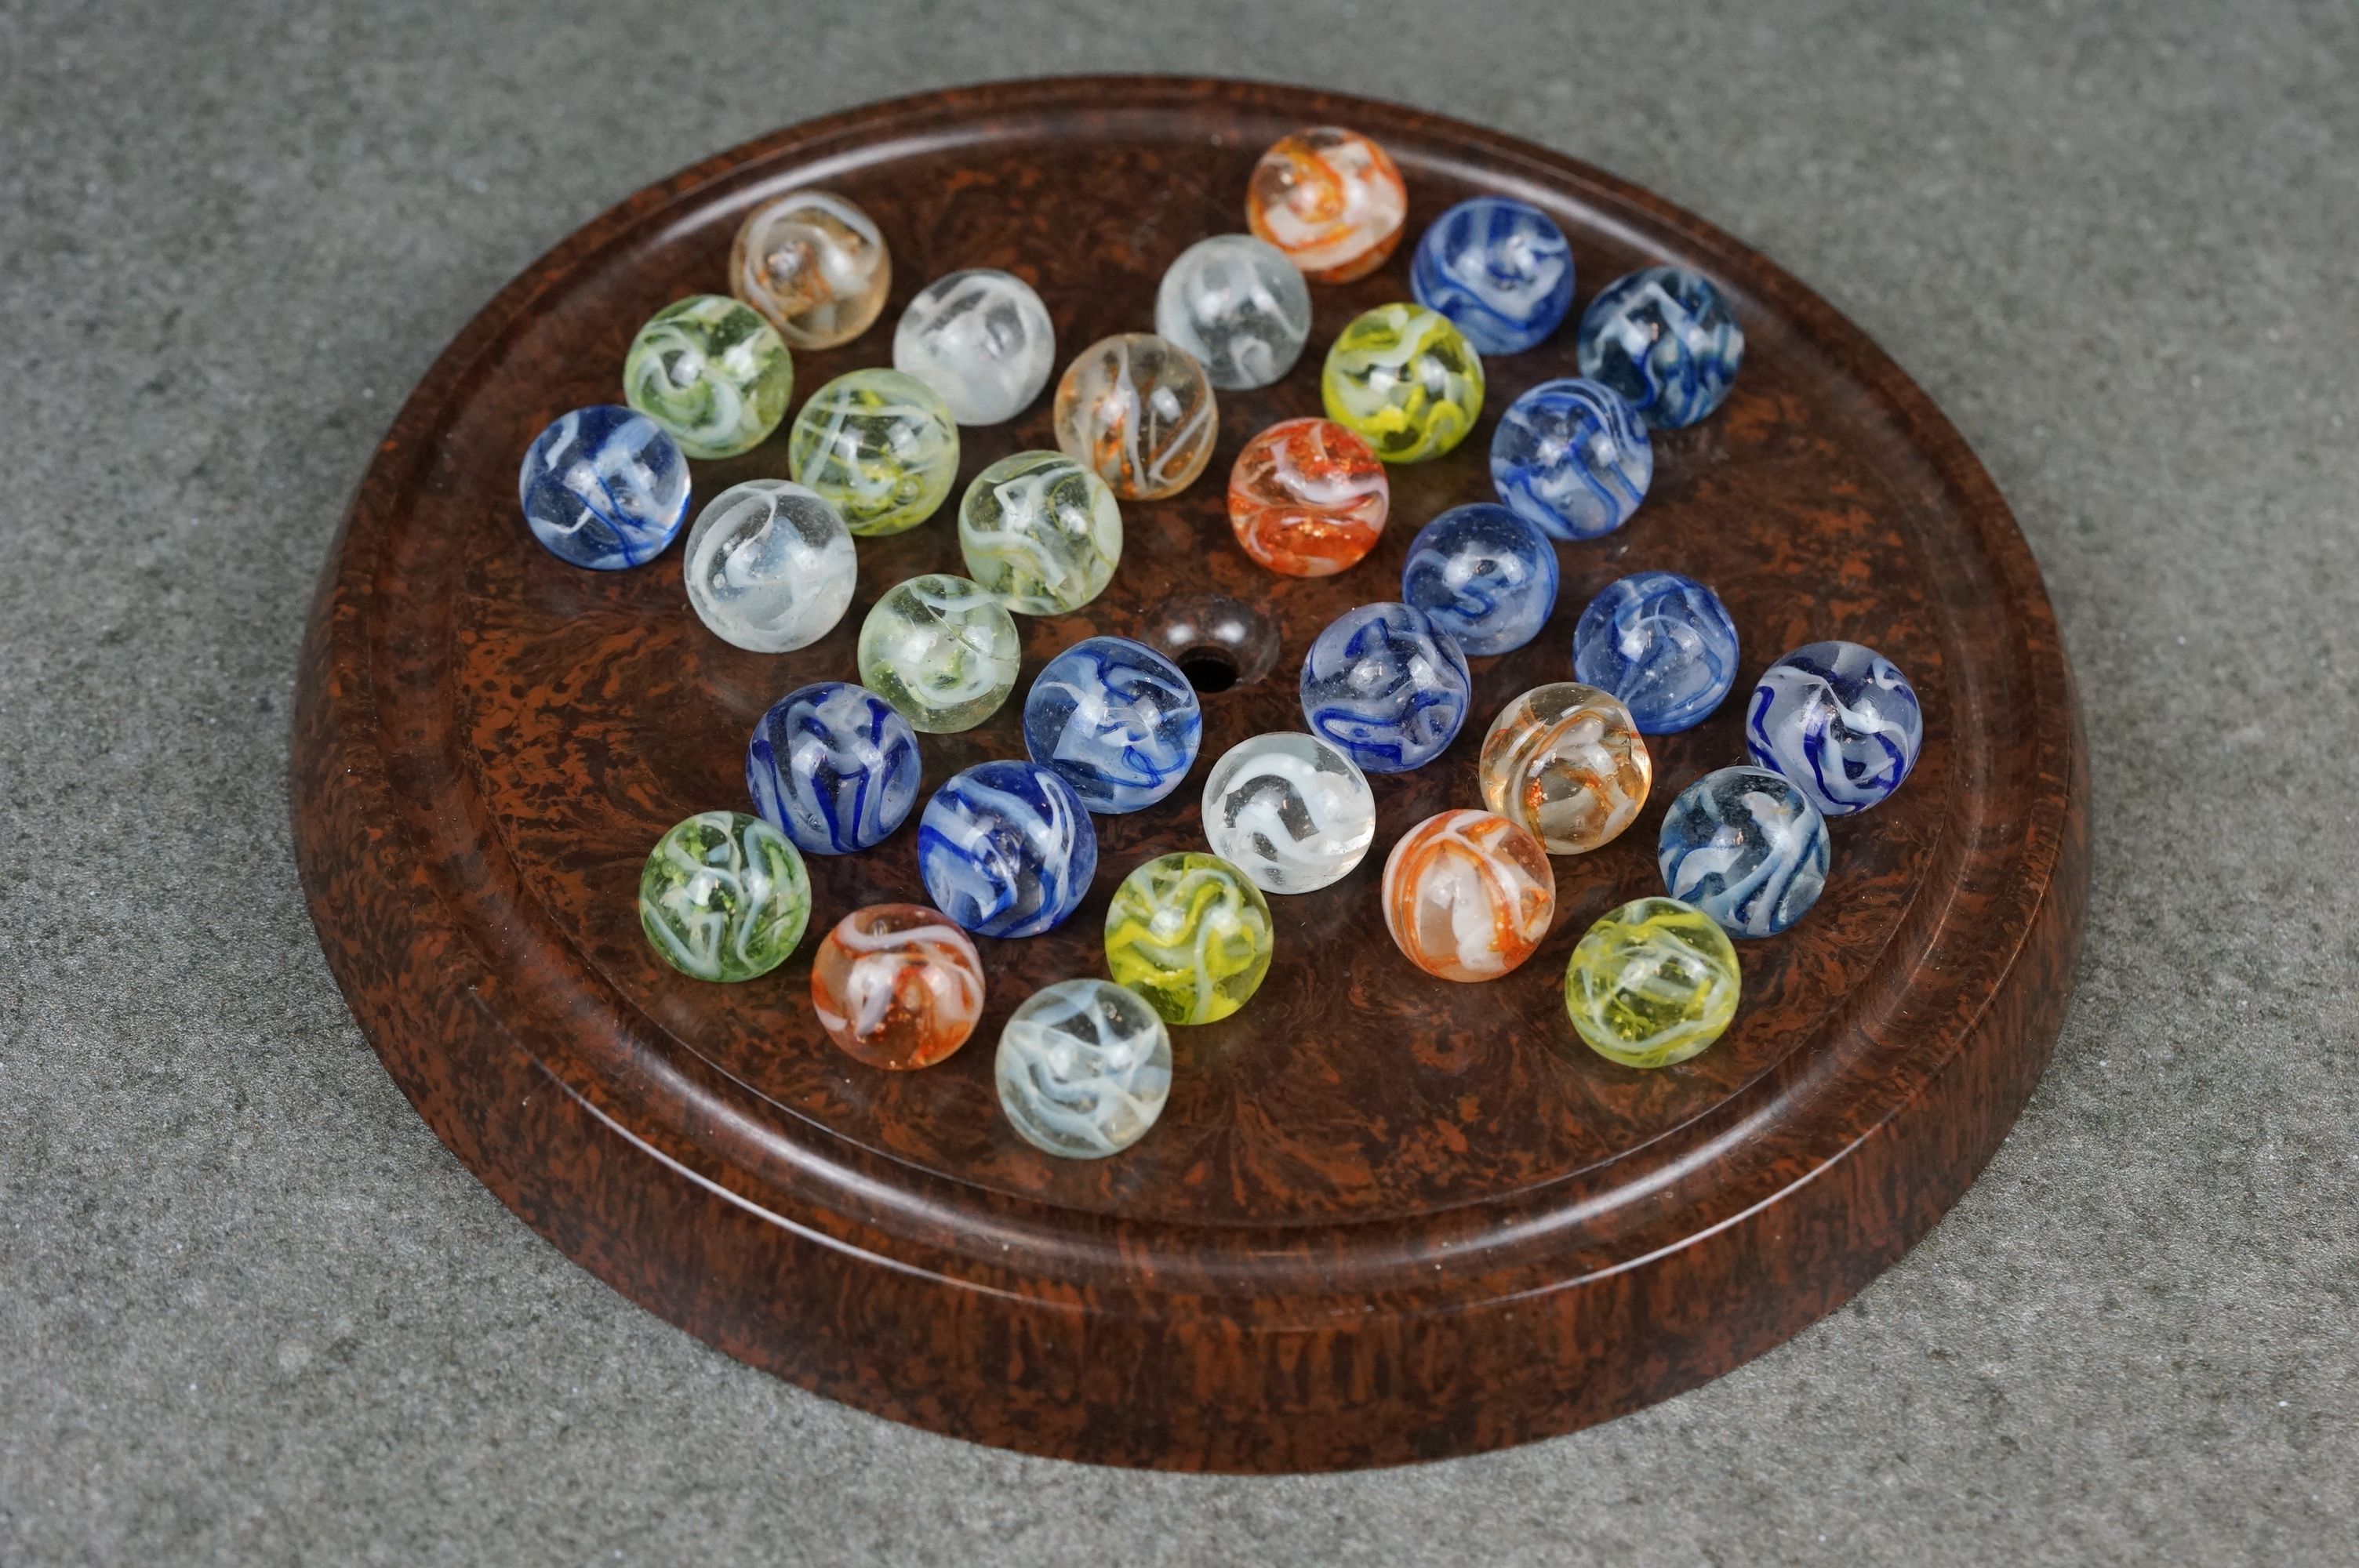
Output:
[{"xmin": 289, "ymin": 77, "xmax": 2087, "ymax": 1471}]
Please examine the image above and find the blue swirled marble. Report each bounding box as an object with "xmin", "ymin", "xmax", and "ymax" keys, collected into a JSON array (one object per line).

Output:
[
  {"xmin": 1409, "ymin": 198, "xmax": 1575, "ymax": 355},
  {"xmin": 1299, "ymin": 602, "xmax": 1472, "ymax": 774},
  {"xmin": 518, "ymin": 405, "xmax": 690, "ymax": 569},
  {"xmin": 1572, "ymin": 572, "xmax": 1740, "ymax": 735},
  {"xmin": 1021, "ymin": 637, "xmax": 1203, "ymax": 814},
  {"xmin": 745, "ymin": 682, "xmax": 921, "ymax": 855},
  {"xmin": 1658, "ymin": 766, "xmax": 1830, "ymax": 938},
  {"xmin": 918, "ymin": 760, "xmax": 1099, "ymax": 938},
  {"xmin": 1575, "ymin": 267, "xmax": 1745, "ymax": 429},
  {"xmin": 1399, "ymin": 503, "xmax": 1560, "ymax": 656},
  {"xmin": 1490, "ymin": 378, "xmax": 1653, "ymax": 541},
  {"xmin": 1745, "ymin": 641, "xmax": 1924, "ymax": 816}
]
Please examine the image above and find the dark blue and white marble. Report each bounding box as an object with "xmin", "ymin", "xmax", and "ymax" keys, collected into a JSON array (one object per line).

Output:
[
  {"xmin": 1409, "ymin": 198, "xmax": 1575, "ymax": 355},
  {"xmin": 1572, "ymin": 572, "xmax": 1740, "ymax": 735},
  {"xmin": 1657, "ymin": 765, "xmax": 1830, "ymax": 938},
  {"xmin": 1399, "ymin": 503, "xmax": 1560, "ymax": 656},
  {"xmin": 1575, "ymin": 267, "xmax": 1745, "ymax": 429},
  {"xmin": 1489, "ymin": 377, "xmax": 1653, "ymax": 540},
  {"xmin": 518, "ymin": 405, "xmax": 690, "ymax": 569},
  {"xmin": 918, "ymin": 760, "xmax": 1099, "ymax": 938},
  {"xmin": 1745, "ymin": 641, "xmax": 1924, "ymax": 816},
  {"xmin": 746, "ymin": 682, "xmax": 921, "ymax": 855},
  {"xmin": 1021, "ymin": 637, "xmax": 1202, "ymax": 814},
  {"xmin": 1298, "ymin": 602, "xmax": 1473, "ymax": 774}
]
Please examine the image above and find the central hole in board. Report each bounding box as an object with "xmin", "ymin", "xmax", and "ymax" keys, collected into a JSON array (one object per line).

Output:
[{"xmin": 1178, "ymin": 649, "xmax": 1241, "ymax": 694}]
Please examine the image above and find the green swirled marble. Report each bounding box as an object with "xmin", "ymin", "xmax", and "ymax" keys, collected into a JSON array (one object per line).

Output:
[
  {"xmin": 856, "ymin": 574, "xmax": 1021, "ymax": 733},
  {"xmin": 1320, "ymin": 303, "xmax": 1485, "ymax": 463},
  {"xmin": 637, "ymin": 811, "xmax": 811, "ymax": 982},
  {"xmin": 621, "ymin": 295, "xmax": 794, "ymax": 460},
  {"xmin": 958, "ymin": 450, "xmax": 1122, "ymax": 615},
  {"xmin": 787, "ymin": 367, "xmax": 961, "ymax": 537}
]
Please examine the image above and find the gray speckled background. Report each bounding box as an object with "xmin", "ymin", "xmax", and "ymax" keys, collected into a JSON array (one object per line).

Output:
[{"xmin": 3, "ymin": 1, "xmax": 2354, "ymax": 1563}]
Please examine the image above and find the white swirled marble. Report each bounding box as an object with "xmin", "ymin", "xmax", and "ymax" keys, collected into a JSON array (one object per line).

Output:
[
  {"xmin": 994, "ymin": 978, "xmax": 1174, "ymax": 1158},
  {"xmin": 893, "ymin": 269, "xmax": 1056, "ymax": 425},
  {"xmin": 1154, "ymin": 234, "xmax": 1313, "ymax": 390},
  {"xmin": 682, "ymin": 480, "xmax": 856, "ymax": 652},
  {"xmin": 1200, "ymin": 731, "xmax": 1376, "ymax": 894}
]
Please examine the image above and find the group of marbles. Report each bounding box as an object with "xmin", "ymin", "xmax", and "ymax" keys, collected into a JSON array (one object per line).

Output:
[{"xmin": 574, "ymin": 126, "xmax": 1928, "ymax": 1167}]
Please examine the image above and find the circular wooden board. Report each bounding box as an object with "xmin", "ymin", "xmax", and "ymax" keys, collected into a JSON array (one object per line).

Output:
[{"xmin": 290, "ymin": 77, "xmax": 2087, "ymax": 1472}]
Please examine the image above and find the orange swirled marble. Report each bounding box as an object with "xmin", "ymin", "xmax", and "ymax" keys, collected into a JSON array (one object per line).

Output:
[
  {"xmin": 1380, "ymin": 809, "xmax": 1557, "ymax": 982},
  {"xmin": 1478, "ymin": 683, "xmax": 1653, "ymax": 855},
  {"xmin": 809, "ymin": 904, "xmax": 986, "ymax": 1069},
  {"xmin": 1227, "ymin": 417, "xmax": 1390, "ymax": 577},
  {"xmin": 1246, "ymin": 126, "xmax": 1408, "ymax": 284}
]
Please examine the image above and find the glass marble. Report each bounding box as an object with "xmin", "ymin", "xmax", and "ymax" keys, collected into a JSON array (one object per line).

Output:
[
  {"xmin": 809, "ymin": 904, "xmax": 984, "ymax": 1070},
  {"xmin": 1744, "ymin": 641, "xmax": 1925, "ymax": 817},
  {"xmin": 917, "ymin": 760, "xmax": 1098, "ymax": 938},
  {"xmin": 637, "ymin": 811, "xmax": 810, "ymax": 983},
  {"xmin": 1245, "ymin": 126, "xmax": 1407, "ymax": 284},
  {"xmin": 682, "ymin": 480, "xmax": 856, "ymax": 653},
  {"xmin": 746, "ymin": 681, "xmax": 921, "ymax": 855},
  {"xmin": 1052, "ymin": 333, "xmax": 1219, "ymax": 501},
  {"xmin": 1409, "ymin": 197, "xmax": 1575, "ymax": 355},
  {"xmin": 1490, "ymin": 378, "xmax": 1653, "ymax": 541},
  {"xmin": 1658, "ymin": 766, "xmax": 1830, "ymax": 938},
  {"xmin": 957, "ymin": 451, "xmax": 1122, "ymax": 616},
  {"xmin": 1298, "ymin": 601, "xmax": 1473, "ymax": 775},
  {"xmin": 1154, "ymin": 234, "xmax": 1313, "ymax": 390},
  {"xmin": 1576, "ymin": 267, "xmax": 1745, "ymax": 430},
  {"xmin": 1478, "ymin": 683, "xmax": 1652, "ymax": 855},
  {"xmin": 621, "ymin": 294, "xmax": 793, "ymax": 460},
  {"xmin": 1227, "ymin": 416, "xmax": 1389, "ymax": 578},
  {"xmin": 1572, "ymin": 572, "xmax": 1741, "ymax": 735},
  {"xmin": 1103, "ymin": 851, "xmax": 1274, "ymax": 1026},
  {"xmin": 1201, "ymin": 731, "xmax": 1376, "ymax": 895},
  {"xmin": 1022, "ymin": 637, "xmax": 1202, "ymax": 814},
  {"xmin": 787, "ymin": 368, "xmax": 961, "ymax": 537},
  {"xmin": 728, "ymin": 189, "xmax": 891, "ymax": 349},
  {"xmin": 892, "ymin": 269, "xmax": 1056, "ymax": 426},
  {"xmin": 1398, "ymin": 503, "xmax": 1561, "ymax": 657},
  {"xmin": 856, "ymin": 574, "xmax": 1021, "ymax": 733},
  {"xmin": 518, "ymin": 405, "xmax": 690, "ymax": 570},
  {"xmin": 1564, "ymin": 896, "xmax": 1741, "ymax": 1068},
  {"xmin": 1321, "ymin": 303, "xmax": 1485, "ymax": 464},
  {"xmin": 995, "ymin": 979, "xmax": 1173, "ymax": 1160},
  {"xmin": 1382, "ymin": 809, "xmax": 1556, "ymax": 983}
]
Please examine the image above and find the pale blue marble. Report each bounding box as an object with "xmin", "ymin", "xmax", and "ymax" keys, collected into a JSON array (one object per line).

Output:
[
  {"xmin": 1572, "ymin": 572, "xmax": 1740, "ymax": 734},
  {"xmin": 1021, "ymin": 637, "xmax": 1202, "ymax": 814},
  {"xmin": 918, "ymin": 760, "xmax": 1099, "ymax": 938},
  {"xmin": 1489, "ymin": 377, "xmax": 1652, "ymax": 541},
  {"xmin": 1410, "ymin": 198, "xmax": 1574, "ymax": 354},
  {"xmin": 1399, "ymin": 503, "xmax": 1560, "ymax": 656},
  {"xmin": 518, "ymin": 405, "xmax": 689, "ymax": 569},
  {"xmin": 1575, "ymin": 267, "xmax": 1745, "ymax": 429},
  {"xmin": 1658, "ymin": 765, "xmax": 1830, "ymax": 938},
  {"xmin": 1745, "ymin": 641, "xmax": 1925, "ymax": 816},
  {"xmin": 746, "ymin": 682, "xmax": 921, "ymax": 855},
  {"xmin": 1298, "ymin": 602, "xmax": 1471, "ymax": 775}
]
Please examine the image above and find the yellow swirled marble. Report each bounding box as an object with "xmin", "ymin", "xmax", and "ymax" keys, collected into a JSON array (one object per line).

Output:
[
  {"xmin": 1320, "ymin": 303, "xmax": 1485, "ymax": 463},
  {"xmin": 1479, "ymin": 683, "xmax": 1652, "ymax": 855},
  {"xmin": 1103, "ymin": 851, "xmax": 1274, "ymax": 1025},
  {"xmin": 1564, "ymin": 895, "xmax": 1741, "ymax": 1068}
]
